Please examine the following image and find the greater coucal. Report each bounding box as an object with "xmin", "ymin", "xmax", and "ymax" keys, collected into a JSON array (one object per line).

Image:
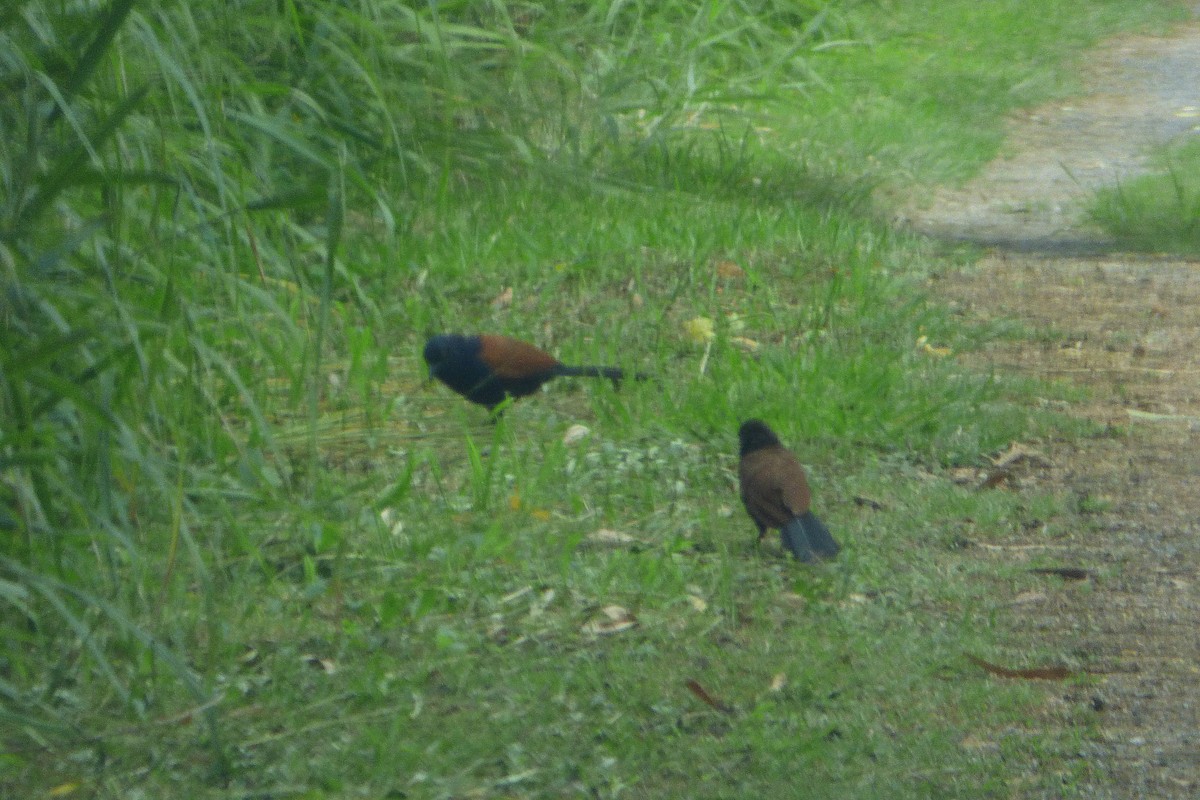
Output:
[
  {"xmin": 423, "ymin": 334, "xmax": 632, "ymax": 411},
  {"xmin": 737, "ymin": 419, "xmax": 840, "ymax": 562}
]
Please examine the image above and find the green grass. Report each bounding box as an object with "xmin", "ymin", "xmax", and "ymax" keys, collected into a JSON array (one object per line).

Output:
[
  {"xmin": 1090, "ymin": 135, "xmax": 1200, "ymax": 253},
  {"xmin": 0, "ymin": 0, "xmax": 1185, "ymax": 796}
]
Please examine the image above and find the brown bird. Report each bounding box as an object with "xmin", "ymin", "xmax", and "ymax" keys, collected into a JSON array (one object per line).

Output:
[
  {"xmin": 423, "ymin": 334, "xmax": 635, "ymax": 411},
  {"xmin": 737, "ymin": 419, "xmax": 840, "ymax": 562}
]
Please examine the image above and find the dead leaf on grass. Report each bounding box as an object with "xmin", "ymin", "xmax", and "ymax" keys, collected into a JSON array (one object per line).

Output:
[
  {"xmin": 562, "ymin": 424, "xmax": 591, "ymax": 446},
  {"xmin": 730, "ymin": 335, "xmax": 761, "ymax": 352},
  {"xmin": 491, "ymin": 286, "xmax": 513, "ymax": 309},
  {"xmin": 966, "ymin": 653, "xmax": 1072, "ymax": 681},
  {"xmin": 950, "ymin": 467, "xmax": 980, "ymax": 485},
  {"xmin": 978, "ymin": 442, "xmax": 1050, "ymax": 489},
  {"xmin": 1011, "ymin": 591, "xmax": 1048, "ymax": 606},
  {"xmin": 768, "ymin": 673, "xmax": 787, "ymax": 693},
  {"xmin": 302, "ymin": 654, "xmax": 337, "ymax": 675},
  {"xmin": 685, "ymin": 679, "xmax": 733, "ymax": 713},
  {"xmin": 524, "ymin": 588, "xmax": 557, "ymax": 621},
  {"xmin": 581, "ymin": 605, "xmax": 638, "ymax": 636},
  {"xmin": 499, "ymin": 585, "xmax": 533, "ymax": 605},
  {"xmin": 583, "ymin": 529, "xmax": 641, "ymax": 549}
]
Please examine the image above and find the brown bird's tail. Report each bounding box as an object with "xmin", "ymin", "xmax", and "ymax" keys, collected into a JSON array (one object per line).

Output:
[
  {"xmin": 552, "ymin": 365, "xmax": 648, "ymax": 385},
  {"xmin": 781, "ymin": 511, "xmax": 840, "ymax": 562}
]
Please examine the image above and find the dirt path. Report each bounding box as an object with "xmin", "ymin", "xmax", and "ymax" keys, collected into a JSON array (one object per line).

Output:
[{"xmin": 905, "ymin": 17, "xmax": 1200, "ymax": 799}]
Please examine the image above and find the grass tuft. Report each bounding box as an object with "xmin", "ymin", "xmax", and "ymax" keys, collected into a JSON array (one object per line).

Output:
[{"xmin": 1089, "ymin": 136, "xmax": 1200, "ymax": 254}]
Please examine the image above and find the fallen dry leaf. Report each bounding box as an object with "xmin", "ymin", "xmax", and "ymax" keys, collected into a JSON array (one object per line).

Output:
[
  {"xmin": 768, "ymin": 673, "xmax": 787, "ymax": 693},
  {"xmin": 1011, "ymin": 590, "xmax": 1048, "ymax": 606},
  {"xmin": 687, "ymin": 594, "xmax": 708, "ymax": 612},
  {"xmin": 730, "ymin": 336, "xmax": 760, "ymax": 352},
  {"xmin": 581, "ymin": 605, "xmax": 637, "ymax": 636},
  {"xmin": 583, "ymin": 529, "xmax": 640, "ymax": 549},
  {"xmin": 923, "ymin": 342, "xmax": 953, "ymax": 357},
  {"xmin": 966, "ymin": 653, "xmax": 1072, "ymax": 681},
  {"xmin": 491, "ymin": 286, "xmax": 514, "ymax": 309},
  {"xmin": 562, "ymin": 424, "xmax": 591, "ymax": 446},
  {"xmin": 685, "ymin": 679, "xmax": 733, "ymax": 713},
  {"xmin": 950, "ymin": 467, "xmax": 980, "ymax": 485},
  {"xmin": 528, "ymin": 588, "xmax": 556, "ymax": 619},
  {"xmin": 978, "ymin": 442, "xmax": 1050, "ymax": 489},
  {"xmin": 915, "ymin": 335, "xmax": 952, "ymax": 357},
  {"xmin": 499, "ymin": 585, "xmax": 533, "ymax": 605},
  {"xmin": 302, "ymin": 654, "xmax": 337, "ymax": 675}
]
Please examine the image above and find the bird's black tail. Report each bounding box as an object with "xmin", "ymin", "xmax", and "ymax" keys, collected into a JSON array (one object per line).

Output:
[
  {"xmin": 781, "ymin": 511, "xmax": 839, "ymax": 562},
  {"xmin": 553, "ymin": 365, "xmax": 648, "ymax": 385}
]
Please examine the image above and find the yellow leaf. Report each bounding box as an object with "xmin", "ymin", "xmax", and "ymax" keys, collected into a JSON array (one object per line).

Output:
[
  {"xmin": 508, "ymin": 491, "xmax": 521, "ymax": 511},
  {"xmin": 49, "ymin": 784, "xmax": 81, "ymax": 798},
  {"xmin": 530, "ymin": 509, "xmax": 551, "ymax": 521},
  {"xmin": 684, "ymin": 316, "xmax": 715, "ymax": 344}
]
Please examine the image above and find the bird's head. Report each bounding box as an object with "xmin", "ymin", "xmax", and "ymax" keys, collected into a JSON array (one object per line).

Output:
[
  {"xmin": 738, "ymin": 419, "xmax": 782, "ymax": 456},
  {"xmin": 422, "ymin": 334, "xmax": 462, "ymax": 378}
]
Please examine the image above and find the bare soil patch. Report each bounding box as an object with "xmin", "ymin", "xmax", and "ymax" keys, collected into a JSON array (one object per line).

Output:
[{"xmin": 906, "ymin": 16, "xmax": 1200, "ymax": 799}]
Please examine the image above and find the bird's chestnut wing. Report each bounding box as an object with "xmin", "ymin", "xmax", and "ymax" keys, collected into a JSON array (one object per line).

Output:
[{"xmin": 478, "ymin": 335, "xmax": 562, "ymax": 379}]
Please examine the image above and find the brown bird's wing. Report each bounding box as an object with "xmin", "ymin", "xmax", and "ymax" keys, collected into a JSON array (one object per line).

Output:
[
  {"xmin": 738, "ymin": 446, "xmax": 812, "ymax": 529},
  {"xmin": 478, "ymin": 335, "xmax": 562, "ymax": 379}
]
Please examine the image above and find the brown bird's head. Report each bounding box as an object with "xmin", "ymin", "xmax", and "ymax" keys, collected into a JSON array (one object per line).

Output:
[{"xmin": 738, "ymin": 419, "xmax": 782, "ymax": 457}]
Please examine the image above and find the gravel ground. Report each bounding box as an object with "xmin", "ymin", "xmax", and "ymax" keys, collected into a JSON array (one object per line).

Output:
[{"xmin": 906, "ymin": 15, "xmax": 1200, "ymax": 798}]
